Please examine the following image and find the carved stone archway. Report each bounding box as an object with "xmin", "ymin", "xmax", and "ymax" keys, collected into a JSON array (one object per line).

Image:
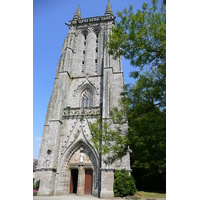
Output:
[{"xmin": 55, "ymin": 140, "xmax": 98, "ymax": 196}]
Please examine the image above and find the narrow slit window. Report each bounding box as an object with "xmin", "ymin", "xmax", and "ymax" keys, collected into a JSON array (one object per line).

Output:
[
  {"xmin": 96, "ymin": 48, "xmax": 98, "ymax": 53},
  {"xmin": 84, "ymin": 41, "xmax": 86, "ymax": 46},
  {"xmin": 81, "ymin": 98, "xmax": 84, "ymax": 107},
  {"xmin": 83, "ymin": 50, "xmax": 85, "ymax": 54},
  {"xmin": 95, "ymin": 59, "xmax": 97, "ymax": 64},
  {"xmin": 82, "ymin": 61, "xmax": 84, "ymax": 65}
]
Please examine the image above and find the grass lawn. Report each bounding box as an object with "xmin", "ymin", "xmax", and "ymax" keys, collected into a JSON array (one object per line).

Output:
[{"xmin": 136, "ymin": 191, "xmax": 166, "ymax": 198}]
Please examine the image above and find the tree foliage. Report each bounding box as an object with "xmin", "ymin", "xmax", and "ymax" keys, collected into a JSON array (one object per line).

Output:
[
  {"xmin": 89, "ymin": 116, "xmax": 128, "ymax": 165},
  {"xmin": 107, "ymin": 0, "xmax": 166, "ymax": 72},
  {"xmin": 106, "ymin": 0, "xmax": 166, "ymax": 191}
]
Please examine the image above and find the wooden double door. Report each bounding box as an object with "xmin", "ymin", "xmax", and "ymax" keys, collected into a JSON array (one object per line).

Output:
[
  {"xmin": 70, "ymin": 169, "xmax": 93, "ymax": 194},
  {"xmin": 84, "ymin": 169, "xmax": 93, "ymax": 194}
]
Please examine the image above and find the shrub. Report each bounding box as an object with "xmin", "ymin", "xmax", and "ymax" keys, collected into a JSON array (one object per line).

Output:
[
  {"xmin": 33, "ymin": 179, "xmax": 40, "ymax": 196},
  {"xmin": 33, "ymin": 178, "xmax": 36, "ymax": 190},
  {"xmin": 33, "ymin": 189, "xmax": 37, "ymax": 196},
  {"xmin": 35, "ymin": 180, "xmax": 40, "ymax": 190},
  {"xmin": 114, "ymin": 169, "xmax": 137, "ymax": 197}
]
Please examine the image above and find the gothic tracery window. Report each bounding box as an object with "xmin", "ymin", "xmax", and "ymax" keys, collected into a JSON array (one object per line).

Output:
[{"xmin": 81, "ymin": 89, "xmax": 93, "ymax": 108}]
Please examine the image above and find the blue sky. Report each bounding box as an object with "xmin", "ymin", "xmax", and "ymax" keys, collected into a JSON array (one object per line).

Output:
[{"xmin": 33, "ymin": 0, "xmax": 160, "ymax": 159}]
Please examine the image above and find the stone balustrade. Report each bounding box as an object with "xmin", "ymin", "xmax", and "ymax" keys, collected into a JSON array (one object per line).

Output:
[
  {"xmin": 63, "ymin": 107, "xmax": 100, "ymax": 118},
  {"xmin": 69, "ymin": 15, "xmax": 115, "ymax": 25}
]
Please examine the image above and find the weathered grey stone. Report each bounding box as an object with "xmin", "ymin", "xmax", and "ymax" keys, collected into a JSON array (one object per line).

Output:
[{"xmin": 35, "ymin": 1, "xmax": 131, "ymax": 198}]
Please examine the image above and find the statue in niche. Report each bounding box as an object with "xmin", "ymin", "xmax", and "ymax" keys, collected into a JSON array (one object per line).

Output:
[{"xmin": 79, "ymin": 147, "xmax": 85, "ymax": 163}]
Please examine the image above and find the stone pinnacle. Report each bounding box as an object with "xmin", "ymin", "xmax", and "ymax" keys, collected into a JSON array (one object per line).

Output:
[
  {"xmin": 73, "ymin": 5, "xmax": 81, "ymax": 20},
  {"xmin": 104, "ymin": 0, "xmax": 113, "ymax": 16}
]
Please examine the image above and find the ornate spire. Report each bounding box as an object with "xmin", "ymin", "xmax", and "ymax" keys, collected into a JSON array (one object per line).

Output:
[
  {"xmin": 104, "ymin": 0, "xmax": 113, "ymax": 16},
  {"xmin": 73, "ymin": 5, "xmax": 81, "ymax": 20}
]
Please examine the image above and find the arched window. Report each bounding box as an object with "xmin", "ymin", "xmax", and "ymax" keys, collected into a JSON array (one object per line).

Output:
[{"xmin": 81, "ymin": 89, "xmax": 93, "ymax": 108}]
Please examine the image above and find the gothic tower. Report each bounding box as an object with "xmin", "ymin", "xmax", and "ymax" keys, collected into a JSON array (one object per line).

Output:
[{"xmin": 35, "ymin": 1, "xmax": 131, "ymax": 198}]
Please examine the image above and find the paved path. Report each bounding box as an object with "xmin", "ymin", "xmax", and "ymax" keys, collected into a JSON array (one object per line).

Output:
[
  {"xmin": 33, "ymin": 195, "xmax": 166, "ymax": 200},
  {"xmin": 33, "ymin": 194, "xmax": 123, "ymax": 200}
]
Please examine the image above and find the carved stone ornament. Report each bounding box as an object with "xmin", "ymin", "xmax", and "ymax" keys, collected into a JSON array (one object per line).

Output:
[{"xmin": 63, "ymin": 107, "xmax": 100, "ymax": 117}]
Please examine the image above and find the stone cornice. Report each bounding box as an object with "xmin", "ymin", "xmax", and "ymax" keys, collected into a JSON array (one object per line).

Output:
[
  {"xmin": 35, "ymin": 168, "xmax": 57, "ymax": 172},
  {"xmin": 104, "ymin": 67, "xmax": 124, "ymax": 75},
  {"xmin": 68, "ymin": 163, "xmax": 94, "ymax": 169},
  {"xmin": 48, "ymin": 119, "xmax": 63, "ymax": 124},
  {"xmin": 101, "ymin": 168, "xmax": 132, "ymax": 172},
  {"xmin": 71, "ymin": 74, "xmax": 103, "ymax": 79},
  {"xmin": 101, "ymin": 168, "xmax": 115, "ymax": 172},
  {"xmin": 58, "ymin": 71, "xmax": 103, "ymax": 79}
]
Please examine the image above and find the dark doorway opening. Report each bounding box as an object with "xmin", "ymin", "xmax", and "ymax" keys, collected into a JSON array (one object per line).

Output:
[
  {"xmin": 70, "ymin": 169, "xmax": 78, "ymax": 194},
  {"xmin": 84, "ymin": 169, "xmax": 93, "ymax": 194}
]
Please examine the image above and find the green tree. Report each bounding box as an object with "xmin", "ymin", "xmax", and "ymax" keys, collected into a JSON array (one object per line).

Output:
[
  {"xmin": 89, "ymin": 116, "xmax": 128, "ymax": 165},
  {"xmin": 107, "ymin": 0, "xmax": 166, "ymax": 72},
  {"xmin": 106, "ymin": 0, "xmax": 166, "ymax": 191}
]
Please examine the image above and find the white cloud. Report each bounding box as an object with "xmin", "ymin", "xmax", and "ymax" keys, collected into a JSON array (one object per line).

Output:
[
  {"xmin": 37, "ymin": 143, "xmax": 41, "ymax": 148},
  {"xmin": 35, "ymin": 137, "xmax": 42, "ymax": 141}
]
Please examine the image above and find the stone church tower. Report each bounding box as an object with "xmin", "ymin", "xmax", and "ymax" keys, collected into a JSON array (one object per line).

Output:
[{"xmin": 35, "ymin": 1, "xmax": 131, "ymax": 198}]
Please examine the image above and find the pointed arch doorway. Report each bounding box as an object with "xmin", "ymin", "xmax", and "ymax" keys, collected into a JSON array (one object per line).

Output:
[{"xmin": 57, "ymin": 140, "xmax": 98, "ymax": 195}]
